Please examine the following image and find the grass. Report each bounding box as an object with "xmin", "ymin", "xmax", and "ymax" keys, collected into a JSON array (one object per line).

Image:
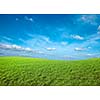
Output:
[{"xmin": 0, "ymin": 56, "xmax": 100, "ymax": 86}]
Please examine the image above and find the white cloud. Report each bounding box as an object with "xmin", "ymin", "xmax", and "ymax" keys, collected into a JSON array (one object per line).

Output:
[
  {"xmin": 97, "ymin": 25, "xmax": 100, "ymax": 31},
  {"xmin": 17, "ymin": 35, "xmax": 52, "ymax": 49},
  {"xmin": 79, "ymin": 15, "xmax": 97, "ymax": 25},
  {"xmin": 3, "ymin": 36, "xmax": 12, "ymax": 41},
  {"xmin": 87, "ymin": 46, "xmax": 92, "ymax": 49},
  {"xmin": 0, "ymin": 44, "xmax": 12, "ymax": 49},
  {"xmin": 71, "ymin": 35, "xmax": 84, "ymax": 40},
  {"xmin": 84, "ymin": 53, "xmax": 100, "ymax": 58},
  {"xmin": 24, "ymin": 47, "xmax": 33, "ymax": 51},
  {"xmin": 86, "ymin": 54, "xmax": 93, "ymax": 56},
  {"xmin": 0, "ymin": 43, "xmax": 46, "ymax": 56},
  {"xmin": 61, "ymin": 42, "xmax": 68, "ymax": 46},
  {"xmin": 89, "ymin": 34, "xmax": 100, "ymax": 41},
  {"xmin": 97, "ymin": 31, "xmax": 100, "ymax": 34},
  {"xmin": 74, "ymin": 46, "xmax": 91, "ymax": 51},
  {"xmin": 12, "ymin": 44, "xmax": 22, "ymax": 50},
  {"xmin": 46, "ymin": 47, "xmax": 56, "ymax": 51},
  {"xmin": 74, "ymin": 47, "xmax": 84, "ymax": 51},
  {"xmin": 25, "ymin": 35, "xmax": 52, "ymax": 48},
  {"xmin": 19, "ymin": 38, "xmax": 26, "ymax": 43},
  {"xmin": 97, "ymin": 25, "xmax": 100, "ymax": 34},
  {"xmin": 27, "ymin": 33, "xmax": 34, "ymax": 37},
  {"xmin": 0, "ymin": 44, "xmax": 22, "ymax": 50},
  {"xmin": 38, "ymin": 51, "xmax": 44, "ymax": 54},
  {"xmin": 40, "ymin": 36, "xmax": 51, "ymax": 43},
  {"xmin": 24, "ymin": 16, "xmax": 33, "ymax": 22},
  {"xmin": 0, "ymin": 43, "xmax": 32, "ymax": 52}
]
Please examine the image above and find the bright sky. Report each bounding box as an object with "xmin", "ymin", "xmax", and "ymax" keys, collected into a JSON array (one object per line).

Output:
[{"xmin": 0, "ymin": 14, "xmax": 100, "ymax": 60}]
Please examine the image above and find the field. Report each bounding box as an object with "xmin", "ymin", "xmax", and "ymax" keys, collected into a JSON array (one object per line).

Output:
[{"xmin": 0, "ymin": 56, "xmax": 100, "ymax": 86}]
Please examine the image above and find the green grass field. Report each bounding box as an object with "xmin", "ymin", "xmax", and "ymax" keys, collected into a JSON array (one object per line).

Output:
[{"xmin": 0, "ymin": 56, "xmax": 100, "ymax": 86}]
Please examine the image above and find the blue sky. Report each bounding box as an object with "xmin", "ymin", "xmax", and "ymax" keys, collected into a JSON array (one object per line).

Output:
[{"xmin": 0, "ymin": 14, "xmax": 100, "ymax": 60}]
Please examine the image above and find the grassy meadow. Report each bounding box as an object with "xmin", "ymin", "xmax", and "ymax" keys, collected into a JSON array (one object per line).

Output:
[{"xmin": 0, "ymin": 56, "xmax": 100, "ymax": 86}]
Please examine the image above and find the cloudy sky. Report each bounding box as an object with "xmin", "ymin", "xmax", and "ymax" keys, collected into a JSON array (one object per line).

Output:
[{"xmin": 0, "ymin": 14, "xmax": 100, "ymax": 60}]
